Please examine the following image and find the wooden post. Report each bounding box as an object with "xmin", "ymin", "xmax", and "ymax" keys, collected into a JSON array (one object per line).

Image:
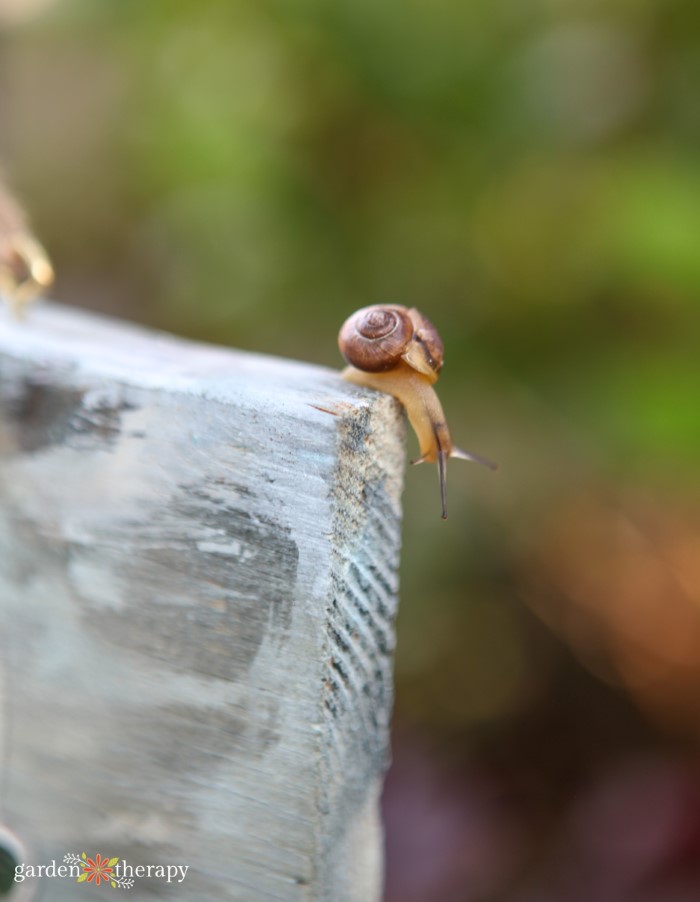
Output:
[{"xmin": 0, "ymin": 302, "xmax": 404, "ymax": 900}]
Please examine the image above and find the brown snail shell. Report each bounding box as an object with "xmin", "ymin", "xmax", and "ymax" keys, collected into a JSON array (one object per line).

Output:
[{"xmin": 338, "ymin": 304, "xmax": 443, "ymax": 379}]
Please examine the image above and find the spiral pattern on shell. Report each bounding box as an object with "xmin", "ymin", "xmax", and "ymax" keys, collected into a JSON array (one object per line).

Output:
[
  {"xmin": 338, "ymin": 305, "xmax": 414, "ymax": 372},
  {"xmin": 338, "ymin": 304, "xmax": 444, "ymax": 375}
]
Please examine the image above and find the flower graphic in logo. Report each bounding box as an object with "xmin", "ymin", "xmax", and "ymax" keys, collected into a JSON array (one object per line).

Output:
[
  {"xmin": 64, "ymin": 852, "xmax": 132, "ymax": 888},
  {"xmin": 79, "ymin": 853, "xmax": 117, "ymax": 886}
]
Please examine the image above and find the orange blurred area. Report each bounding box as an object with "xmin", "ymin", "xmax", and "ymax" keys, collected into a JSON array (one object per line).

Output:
[{"xmin": 525, "ymin": 492, "xmax": 700, "ymax": 737}]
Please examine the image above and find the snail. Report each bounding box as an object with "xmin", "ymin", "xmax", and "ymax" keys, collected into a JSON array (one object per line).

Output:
[
  {"xmin": 0, "ymin": 181, "xmax": 54, "ymax": 318},
  {"xmin": 339, "ymin": 304, "xmax": 496, "ymax": 519}
]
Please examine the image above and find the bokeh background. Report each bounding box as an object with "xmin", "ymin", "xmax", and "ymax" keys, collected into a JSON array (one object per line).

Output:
[{"xmin": 3, "ymin": 1, "xmax": 700, "ymax": 899}]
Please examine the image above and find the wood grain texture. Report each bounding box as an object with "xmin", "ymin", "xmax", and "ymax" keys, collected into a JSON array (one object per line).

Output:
[{"xmin": 0, "ymin": 302, "xmax": 405, "ymax": 900}]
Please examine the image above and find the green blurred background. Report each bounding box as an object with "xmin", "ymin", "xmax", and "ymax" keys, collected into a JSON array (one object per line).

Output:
[{"xmin": 3, "ymin": 0, "xmax": 700, "ymax": 898}]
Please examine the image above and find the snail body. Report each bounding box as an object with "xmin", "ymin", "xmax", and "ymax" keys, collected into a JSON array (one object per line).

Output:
[{"xmin": 339, "ymin": 304, "xmax": 495, "ymax": 519}]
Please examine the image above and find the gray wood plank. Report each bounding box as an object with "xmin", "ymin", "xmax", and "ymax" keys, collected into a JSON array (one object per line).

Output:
[{"xmin": 0, "ymin": 302, "xmax": 405, "ymax": 901}]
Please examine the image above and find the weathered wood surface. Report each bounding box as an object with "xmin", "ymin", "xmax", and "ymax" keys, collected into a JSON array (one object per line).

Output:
[{"xmin": 0, "ymin": 302, "xmax": 405, "ymax": 900}]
